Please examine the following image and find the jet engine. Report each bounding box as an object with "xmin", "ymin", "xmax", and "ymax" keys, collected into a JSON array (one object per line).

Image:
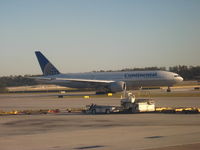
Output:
[{"xmin": 109, "ymin": 81, "xmax": 126, "ymax": 93}]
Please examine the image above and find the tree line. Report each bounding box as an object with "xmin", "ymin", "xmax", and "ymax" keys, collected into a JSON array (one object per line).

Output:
[
  {"xmin": 0, "ymin": 75, "xmax": 37, "ymax": 93},
  {"xmin": 169, "ymin": 65, "xmax": 200, "ymax": 80},
  {"xmin": 121, "ymin": 65, "xmax": 200, "ymax": 80},
  {"xmin": 94, "ymin": 65, "xmax": 200, "ymax": 80}
]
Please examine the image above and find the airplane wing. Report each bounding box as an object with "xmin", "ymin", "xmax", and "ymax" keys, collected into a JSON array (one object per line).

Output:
[
  {"xmin": 31, "ymin": 76, "xmax": 115, "ymax": 85},
  {"xmin": 30, "ymin": 76, "xmax": 125, "ymax": 92},
  {"xmin": 54, "ymin": 78, "xmax": 118, "ymax": 89},
  {"xmin": 55, "ymin": 78, "xmax": 114, "ymax": 83}
]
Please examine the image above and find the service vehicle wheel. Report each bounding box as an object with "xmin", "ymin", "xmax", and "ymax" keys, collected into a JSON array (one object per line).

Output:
[
  {"xmin": 131, "ymin": 107, "xmax": 137, "ymax": 113},
  {"xmin": 105, "ymin": 109, "xmax": 110, "ymax": 114},
  {"xmin": 92, "ymin": 109, "xmax": 96, "ymax": 114}
]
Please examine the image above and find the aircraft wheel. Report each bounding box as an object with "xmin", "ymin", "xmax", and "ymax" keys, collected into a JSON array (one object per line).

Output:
[{"xmin": 167, "ymin": 87, "xmax": 171, "ymax": 92}]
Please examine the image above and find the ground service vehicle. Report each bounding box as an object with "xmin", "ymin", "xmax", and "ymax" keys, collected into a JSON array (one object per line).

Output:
[
  {"xmin": 85, "ymin": 104, "xmax": 119, "ymax": 114},
  {"xmin": 121, "ymin": 98, "xmax": 155, "ymax": 113},
  {"xmin": 85, "ymin": 92, "xmax": 155, "ymax": 114}
]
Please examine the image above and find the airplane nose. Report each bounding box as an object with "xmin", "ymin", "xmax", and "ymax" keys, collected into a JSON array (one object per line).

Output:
[
  {"xmin": 180, "ymin": 77, "xmax": 183, "ymax": 81},
  {"xmin": 177, "ymin": 77, "xmax": 183, "ymax": 82}
]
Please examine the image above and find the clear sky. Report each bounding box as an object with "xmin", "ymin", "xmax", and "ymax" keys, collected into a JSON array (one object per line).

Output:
[{"xmin": 0, "ymin": 0, "xmax": 199, "ymax": 76}]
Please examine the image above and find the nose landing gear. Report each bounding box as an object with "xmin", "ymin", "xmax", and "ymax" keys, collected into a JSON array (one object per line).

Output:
[{"xmin": 167, "ymin": 86, "xmax": 171, "ymax": 92}]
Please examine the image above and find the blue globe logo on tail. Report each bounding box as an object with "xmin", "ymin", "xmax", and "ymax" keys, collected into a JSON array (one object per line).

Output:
[{"xmin": 43, "ymin": 62, "xmax": 60, "ymax": 76}]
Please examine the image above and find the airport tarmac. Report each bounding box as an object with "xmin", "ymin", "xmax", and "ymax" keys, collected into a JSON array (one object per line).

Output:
[{"xmin": 0, "ymin": 93, "xmax": 200, "ymax": 150}]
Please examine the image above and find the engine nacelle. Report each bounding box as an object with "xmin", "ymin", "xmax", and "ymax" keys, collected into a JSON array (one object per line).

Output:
[{"xmin": 109, "ymin": 81, "xmax": 126, "ymax": 92}]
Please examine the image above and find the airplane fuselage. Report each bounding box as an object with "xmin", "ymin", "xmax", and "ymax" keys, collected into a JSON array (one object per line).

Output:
[{"xmin": 43, "ymin": 70, "xmax": 183, "ymax": 89}]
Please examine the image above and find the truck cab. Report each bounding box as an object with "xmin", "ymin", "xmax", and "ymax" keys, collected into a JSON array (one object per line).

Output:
[{"xmin": 121, "ymin": 92, "xmax": 155, "ymax": 113}]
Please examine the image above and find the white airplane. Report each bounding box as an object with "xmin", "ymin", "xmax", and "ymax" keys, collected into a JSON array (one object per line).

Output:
[{"xmin": 34, "ymin": 51, "xmax": 183, "ymax": 93}]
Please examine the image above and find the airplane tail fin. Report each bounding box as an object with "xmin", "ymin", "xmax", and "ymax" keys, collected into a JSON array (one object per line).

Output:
[{"xmin": 35, "ymin": 51, "xmax": 60, "ymax": 76}]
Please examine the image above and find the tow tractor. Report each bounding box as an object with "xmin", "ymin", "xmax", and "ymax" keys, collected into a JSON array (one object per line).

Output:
[
  {"xmin": 85, "ymin": 104, "xmax": 119, "ymax": 114},
  {"xmin": 85, "ymin": 92, "xmax": 155, "ymax": 114}
]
